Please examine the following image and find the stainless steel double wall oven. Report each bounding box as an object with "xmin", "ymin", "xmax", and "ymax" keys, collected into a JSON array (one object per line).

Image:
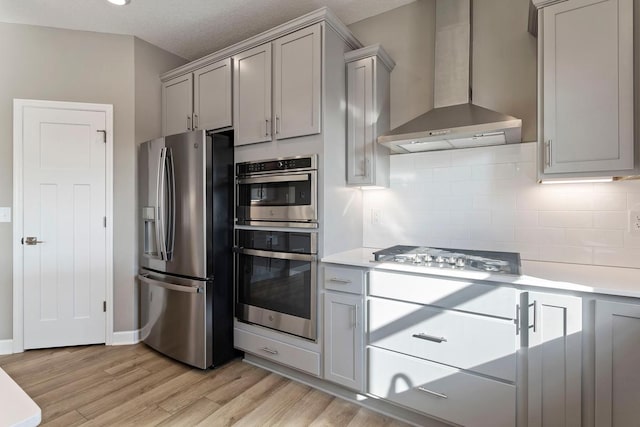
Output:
[{"xmin": 235, "ymin": 155, "xmax": 318, "ymax": 340}]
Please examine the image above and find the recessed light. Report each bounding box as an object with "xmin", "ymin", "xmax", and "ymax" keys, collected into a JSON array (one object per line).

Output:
[{"xmin": 107, "ymin": 0, "xmax": 131, "ymax": 5}]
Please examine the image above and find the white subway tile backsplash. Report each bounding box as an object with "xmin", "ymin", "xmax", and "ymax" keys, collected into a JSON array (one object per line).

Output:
[
  {"xmin": 593, "ymin": 247, "xmax": 640, "ymax": 268},
  {"xmin": 538, "ymin": 245, "xmax": 594, "ymax": 264},
  {"xmin": 515, "ymin": 227, "xmax": 566, "ymax": 245},
  {"xmin": 628, "ymin": 193, "xmax": 640, "ymax": 209},
  {"xmin": 539, "ymin": 211, "xmax": 592, "ymax": 228},
  {"xmin": 471, "ymin": 163, "xmax": 517, "ymax": 180},
  {"xmin": 364, "ymin": 144, "xmax": 640, "ymax": 269},
  {"xmin": 564, "ymin": 229, "xmax": 624, "ymax": 248},
  {"xmin": 593, "ymin": 211, "xmax": 627, "ymax": 230},
  {"xmin": 591, "ymin": 192, "xmax": 627, "ymax": 211}
]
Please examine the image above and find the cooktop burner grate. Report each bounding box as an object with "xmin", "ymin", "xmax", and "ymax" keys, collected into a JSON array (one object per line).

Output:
[{"xmin": 372, "ymin": 245, "xmax": 521, "ymax": 275}]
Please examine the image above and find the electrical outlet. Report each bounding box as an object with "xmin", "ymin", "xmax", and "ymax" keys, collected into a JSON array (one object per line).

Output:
[
  {"xmin": 630, "ymin": 210, "xmax": 640, "ymax": 235},
  {"xmin": 371, "ymin": 209, "xmax": 382, "ymax": 225}
]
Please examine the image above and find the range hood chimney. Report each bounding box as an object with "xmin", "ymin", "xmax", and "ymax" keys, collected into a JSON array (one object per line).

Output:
[{"xmin": 378, "ymin": 0, "xmax": 522, "ymax": 153}]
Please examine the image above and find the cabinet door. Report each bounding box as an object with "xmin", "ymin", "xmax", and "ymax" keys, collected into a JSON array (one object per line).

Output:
[
  {"xmin": 233, "ymin": 44, "xmax": 272, "ymax": 146},
  {"xmin": 541, "ymin": 0, "xmax": 633, "ymax": 174},
  {"xmin": 162, "ymin": 74, "xmax": 193, "ymax": 136},
  {"xmin": 595, "ymin": 300, "xmax": 640, "ymax": 427},
  {"xmin": 323, "ymin": 292, "xmax": 364, "ymax": 392},
  {"xmin": 346, "ymin": 58, "xmax": 374, "ymax": 185},
  {"xmin": 527, "ymin": 292, "xmax": 582, "ymax": 427},
  {"xmin": 193, "ymin": 58, "xmax": 232, "ymax": 131},
  {"xmin": 273, "ymin": 23, "xmax": 321, "ymax": 140}
]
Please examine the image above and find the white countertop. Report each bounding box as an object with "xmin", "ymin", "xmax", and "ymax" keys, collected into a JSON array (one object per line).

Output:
[
  {"xmin": 0, "ymin": 368, "xmax": 41, "ymax": 427},
  {"xmin": 322, "ymin": 248, "xmax": 640, "ymax": 299}
]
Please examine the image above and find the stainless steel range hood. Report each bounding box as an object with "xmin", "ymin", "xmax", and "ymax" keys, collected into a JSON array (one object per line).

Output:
[{"xmin": 378, "ymin": 0, "xmax": 522, "ymax": 154}]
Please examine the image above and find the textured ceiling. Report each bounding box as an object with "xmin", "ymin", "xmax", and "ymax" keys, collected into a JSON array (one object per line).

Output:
[{"xmin": 0, "ymin": 0, "xmax": 416, "ymax": 60}]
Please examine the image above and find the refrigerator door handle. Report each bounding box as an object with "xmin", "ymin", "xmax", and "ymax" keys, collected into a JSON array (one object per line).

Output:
[
  {"xmin": 165, "ymin": 148, "xmax": 176, "ymax": 260},
  {"xmin": 138, "ymin": 274, "xmax": 202, "ymax": 293},
  {"xmin": 157, "ymin": 147, "xmax": 168, "ymax": 260}
]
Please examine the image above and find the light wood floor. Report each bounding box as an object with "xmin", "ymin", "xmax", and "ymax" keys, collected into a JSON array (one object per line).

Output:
[{"xmin": 0, "ymin": 344, "xmax": 410, "ymax": 427}]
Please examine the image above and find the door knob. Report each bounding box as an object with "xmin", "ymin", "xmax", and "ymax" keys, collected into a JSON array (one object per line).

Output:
[{"xmin": 24, "ymin": 237, "xmax": 44, "ymax": 245}]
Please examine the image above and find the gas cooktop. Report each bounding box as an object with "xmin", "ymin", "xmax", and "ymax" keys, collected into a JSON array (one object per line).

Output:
[{"xmin": 372, "ymin": 245, "xmax": 521, "ymax": 275}]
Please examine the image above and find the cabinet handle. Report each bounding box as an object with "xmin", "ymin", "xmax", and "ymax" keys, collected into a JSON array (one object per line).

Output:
[
  {"xmin": 187, "ymin": 115, "xmax": 192, "ymax": 131},
  {"xmin": 260, "ymin": 347, "xmax": 278, "ymax": 355},
  {"xmin": 353, "ymin": 305, "xmax": 359, "ymax": 328},
  {"xmin": 194, "ymin": 114, "xmax": 199, "ymax": 129},
  {"xmin": 416, "ymin": 386, "xmax": 448, "ymax": 399},
  {"xmin": 276, "ymin": 116, "xmax": 280, "ymax": 134},
  {"xmin": 545, "ymin": 140, "xmax": 552, "ymax": 167},
  {"xmin": 328, "ymin": 277, "xmax": 352, "ymax": 284},
  {"xmin": 265, "ymin": 119, "xmax": 270, "ymax": 137},
  {"xmin": 531, "ymin": 300, "xmax": 537, "ymax": 333},
  {"xmin": 412, "ymin": 333, "xmax": 447, "ymax": 343}
]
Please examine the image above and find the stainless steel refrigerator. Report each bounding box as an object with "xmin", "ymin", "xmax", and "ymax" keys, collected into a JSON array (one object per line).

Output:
[{"xmin": 138, "ymin": 129, "xmax": 234, "ymax": 369}]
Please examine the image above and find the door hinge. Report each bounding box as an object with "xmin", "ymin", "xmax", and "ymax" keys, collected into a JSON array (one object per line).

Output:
[
  {"xmin": 103, "ymin": 301, "xmax": 107, "ymax": 312},
  {"xmin": 103, "ymin": 216, "xmax": 107, "ymax": 228},
  {"xmin": 21, "ymin": 237, "xmax": 23, "ymax": 245},
  {"xmin": 97, "ymin": 130, "xmax": 107, "ymax": 143}
]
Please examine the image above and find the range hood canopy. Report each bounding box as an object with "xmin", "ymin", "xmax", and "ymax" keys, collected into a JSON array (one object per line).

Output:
[
  {"xmin": 378, "ymin": 0, "xmax": 522, "ymax": 154},
  {"xmin": 378, "ymin": 103, "xmax": 522, "ymax": 153}
]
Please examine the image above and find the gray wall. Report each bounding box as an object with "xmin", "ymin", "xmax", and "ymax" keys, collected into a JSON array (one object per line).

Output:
[
  {"xmin": 0, "ymin": 23, "xmax": 184, "ymax": 340},
  {"xmin": 348, "ymin": 0, "xmax": 437, "ymax": 130},
  {"xmin": 348, "ymin": 0, "xmax": 537, "ymax": 142}
]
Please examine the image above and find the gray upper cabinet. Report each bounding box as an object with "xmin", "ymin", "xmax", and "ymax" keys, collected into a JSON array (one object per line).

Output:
[
  {"xmin": 162, "ymin": 58, "xmax": 232, "ymax": 136},
  {"xmin": 233, "ymin": 43, "xmax": 272, "ymax": 146},
  {"xmin": 538, "ymin": 0, "xmax": 634, "ymax": 178},
  {"xmin": 345, "ymin": 45, "xmax": 394, "ymax": 187},
  {"xmin": 162, "ymin": 74, "xmax": 193, "ymax": 136},
  {"xmin": 273, "ymin": 24, "xmax": 321, "ymax": 140},
  {"xmin": 193, "ymin": 58, "xmax": 233, "ymax": 131},
  {"xmin": 234, "ymin": 23, "xmax": 322, "ymax": 146}
]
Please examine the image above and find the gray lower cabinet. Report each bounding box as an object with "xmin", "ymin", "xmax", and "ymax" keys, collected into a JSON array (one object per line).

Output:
[
  {"xmin": 323, "ymin": 292, "xmax": 364, "ymax": 392},
  {"xmin": 526, "ymin": 291, "xmax": 583, "ymax": 427},
  {"xmin": 322, "ymin": 265, "xmax": 365, "ymax": 392},
  {"xmin": 595, "ymin": 300, "xmax": 640, "ymax": 427}
]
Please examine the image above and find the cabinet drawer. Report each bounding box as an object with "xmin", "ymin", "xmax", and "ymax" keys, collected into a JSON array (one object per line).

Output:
[
  {"xmin": 368, "ymin": 347, "xmax": 515, "ymax": 427},
  {"xmin": 369, "ymin": 297, "xmax": 516, "ymax": 382},
  {"xmin": 234, "ymin": 328, "xmax": 320, "ymax": 376},
  {"xmin": 370, "ymin": 270, "xmax": 517, "ymax": 319},
  {"xmin": 323, "ymin": 265, "xmax": 365, "ymax": 294}
]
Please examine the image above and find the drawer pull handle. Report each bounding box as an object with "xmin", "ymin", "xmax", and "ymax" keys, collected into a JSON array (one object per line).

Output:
[
  {"xmin": 416, "ymin": 386, "xmax": 448, "ymax": 399},
  {"xmin": 260, "ymin": 347, "xmax": 278, "ymax": 355},
  {"xmin": 412, "ymin": 333, "xmax": 447, "ymax": 343},
  {"xmin": 329, "ymin": 277, "xmax": 352, "ymax": 284}
]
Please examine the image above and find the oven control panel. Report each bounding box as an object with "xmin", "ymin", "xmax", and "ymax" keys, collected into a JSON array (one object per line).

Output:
[{"xmin": 237, "ymin": 155, "xmax": 316, "ymax": 175}]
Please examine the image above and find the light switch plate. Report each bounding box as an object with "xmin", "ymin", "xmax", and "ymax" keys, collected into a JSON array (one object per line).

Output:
[
  {"xmin": 0, "ymin": 207, "xmax": 11, "ymax": 223},
  {"xmin": 630, "ymin": 210, "xmax": 640, "ymax": 235}
]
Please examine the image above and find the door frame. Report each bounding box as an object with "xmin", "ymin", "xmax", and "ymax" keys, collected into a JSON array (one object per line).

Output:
[{"xmin": 12, "ymin": 99, "xmax": 114, "ymax": 352}]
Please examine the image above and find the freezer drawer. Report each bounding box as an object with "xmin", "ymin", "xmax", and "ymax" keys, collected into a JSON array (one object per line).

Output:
[{"xmin": 139, "ymin": 272, "xmax": 212, "ymax": 369}]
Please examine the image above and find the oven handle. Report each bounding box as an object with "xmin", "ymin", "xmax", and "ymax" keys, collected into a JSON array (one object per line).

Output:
[
  {"xmin": 234, "ymin": 247, "xmax": 317, "ymax": 262},
  {"xmin": 236, "ymin": 173, "xmax": 310, "ymax": 185}
]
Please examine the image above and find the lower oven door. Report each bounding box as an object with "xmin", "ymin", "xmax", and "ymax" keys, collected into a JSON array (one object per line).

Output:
[{"xmin": 235, "ymin": 248, "xmax": 317, "ymax": 340}]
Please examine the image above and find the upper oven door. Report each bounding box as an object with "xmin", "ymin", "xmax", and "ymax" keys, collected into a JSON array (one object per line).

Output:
[{"xmin": 236, "ymin": 171, "xmax": 317, "ymax": 225}]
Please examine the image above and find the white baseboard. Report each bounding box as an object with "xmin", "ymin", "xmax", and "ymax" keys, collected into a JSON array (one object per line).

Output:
[
  {"xmin": 0, "ymin": 339, "xmax": 14, "ymax": 355},
  {"xmin": 111, "ymin": 329, "xmax": 141, "ymax": 346}
]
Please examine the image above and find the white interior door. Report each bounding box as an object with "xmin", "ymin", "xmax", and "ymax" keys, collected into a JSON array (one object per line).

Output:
[{"xmin": 20, "ymin": 103, "xmax": 108, "ymax": 349}]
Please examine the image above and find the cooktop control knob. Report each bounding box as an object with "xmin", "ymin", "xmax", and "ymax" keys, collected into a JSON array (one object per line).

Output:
[{"xmin": 455, "ymin": 258, "xmax": 466, "ymax": 268}]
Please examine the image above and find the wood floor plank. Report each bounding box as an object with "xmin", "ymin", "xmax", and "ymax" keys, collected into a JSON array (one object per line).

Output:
[
  {"xmin": 156, "ymin": 397, "xmax": 222, "ymax": 426},
  {"xmin": 308, "ymin": 398, "xmax": 361, "ymax": 427},
  {"xmin": 266, "ymin": 388, "xmax": 334, "ymax": 425},
  {"xmin": 2, "ymin": 344, "xmax": 412, "ymax": 427},
  {"xmin": 231, "ymin": 380, "xmax": 312, "ymax": 427},
  {"xmin": 193, "ymin": 374, "xmax": 289, "ymax": 427},
  {"xmin": 157, "ymin": 359, "xmax": 254, "ymax": 413},
  {"xmin": 77, "ymin": 362, "xmax": 189, "ymax": 419},
  {"xmin": 40, "ymin": 409, "xmax": 87, "ymax": 427}
]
